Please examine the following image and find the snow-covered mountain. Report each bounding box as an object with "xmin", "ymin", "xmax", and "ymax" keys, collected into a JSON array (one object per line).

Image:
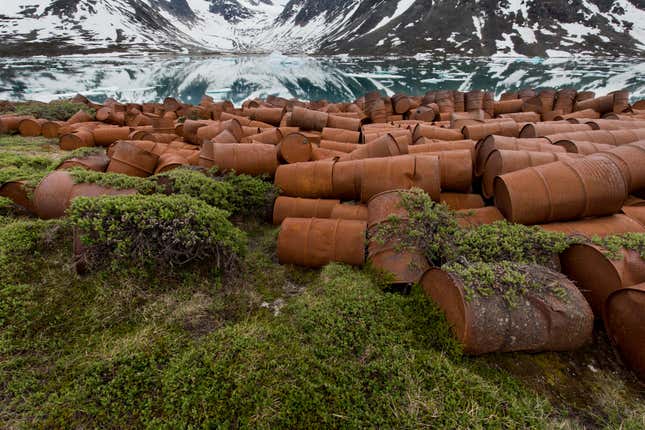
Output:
[{"xmin": 1, "ymin": 0, "xmax": 644, "ymax": 56}]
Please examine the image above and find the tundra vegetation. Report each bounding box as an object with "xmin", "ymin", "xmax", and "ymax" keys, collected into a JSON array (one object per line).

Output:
[{"xmin": 0, "ymin": 135, "xmax": 644, "ymax": 428}]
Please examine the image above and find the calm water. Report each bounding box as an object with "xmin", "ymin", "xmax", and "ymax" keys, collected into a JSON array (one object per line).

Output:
[{"xmin": 1, "ymin": 54, "xmax": 644, "ymax": 105}]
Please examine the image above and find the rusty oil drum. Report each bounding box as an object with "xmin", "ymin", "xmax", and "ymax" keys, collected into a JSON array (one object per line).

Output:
[
  {"xmin": 420, "ymin": 268, "xmax": 593, "ymax": 355},
  {"xmin": 277, "ymin": 217, "xmax": 366, "ymax": 267}
]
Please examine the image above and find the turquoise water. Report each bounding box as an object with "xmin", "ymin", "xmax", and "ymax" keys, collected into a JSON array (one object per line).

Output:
[{"xmin": 1, "ymin": 54, "xmax": 643, "ymax": 105}]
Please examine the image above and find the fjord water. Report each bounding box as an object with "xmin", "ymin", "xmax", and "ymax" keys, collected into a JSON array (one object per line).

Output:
[{"xmin": 1, "ymin": 54, "xmax": 644, "ymax": 105}]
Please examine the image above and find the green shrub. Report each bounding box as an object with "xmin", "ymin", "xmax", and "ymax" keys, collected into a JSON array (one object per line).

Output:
[
  {"xmin": 442, "ymin": 261, "xmax": 569, "ymax": 306},
  {"xmin": 218, "ymin": 171, "xmax": 278, "ymax": 219},
  {"xmin": 0, "ymin": 152, "xmax": 56, "ymax": 187},
  {"xmin": 69, "ymin": 194, "xmax": 246, "ymax": 271},
  {"xmin": 11, "ymin": 100, "xmax": 95, "ymax": 121},
  {"xmin": 154, "ymin": 168, "xmax": 234, "ymax": 210},
  {"xmin": 591, "ymin": 233, "xmax": 645, "ymax": 260},
  {"xmin": 68, "ymin": 168, "xmax": 162, "ymax": 195},
  {"xmin": 60, "ymin": 146, "xmax": 106, "ymax": 161}
]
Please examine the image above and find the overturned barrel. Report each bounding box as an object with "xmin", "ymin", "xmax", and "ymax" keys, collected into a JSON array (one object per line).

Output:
[
  {"xmin": 272, "ymin": 196, "xmax": 340, "ymax": 225},
  {"xmin": 200, "ymin": 142, "xmax": 278, "ymax": 176},
  {"xmin": 421, "ymin": 267, "xmax": 593, "ymax": 355},
  {"xmin": 277, "ymin": 218, "xmax": 366, "ymax": 267}
]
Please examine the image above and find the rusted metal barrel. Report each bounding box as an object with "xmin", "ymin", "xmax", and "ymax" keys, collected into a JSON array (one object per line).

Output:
[
  {"xmin": 92, "ymin": 127, "xmax": 132, "ymax": 147},
  {"xmin": 439, "ymin": 193, "xmax": 484, "ymax": 210},
  {"xmin": 360, "ymin": 155, "xmax": 441, "ymax": 203},
  {"xmin": 311, "ymin": 146, "xmax": 343, "ymax": 160},
  {"xmin": 561, "ymin": 244, "xmax": 645, "ymax": 316},
  {"xmin": 553, "ymin": 140, "xmax": 616, "ymax": 154},
  {"xmin": 111, "ymin": 140, "xmax": 168, "ymax": 157},
  {"xmin": 247, "ymin": 107, "xmax": 284, "ymax": 126},
  {"xmin": 277, "ymin": 218, "xmax": 366, "ymax": 267},
  {"xmin": 275, "ymin": 160, "xmax": 335, "ymax": 198},
  {"xmin": 621, "ymin": 205, "xmax": 645, "ymax": 227},
  {"xmin": 413, "ymin": 124, "xmax": 464, "ymax": 141},
  {"xmin": 481, "ymin": 150, "xmax": 580, "ymax": 198},
  {"xmin": 554, "ymin": 109, "xmax": 600, "ymax": 121},
  {"xmin": 553, "ymin": 89, "xmax": 577, "ymax": 114},
  {"xmin": 462, "ymin": 120, "xmax": 519, "ymax": 140},
  {"xmin": 66, "ymin": 109, "xmax": 94, "ymax": 125},
  {"xmin": 107, "ymin": 141, "xmax": 160, "ymax": 177},
  {"xmin": 154, "ymin": 152, "xmax": 189, "ymax": 174},
  {"xmin": 320, "ymin": 140, "xmax": 360, "ymax": 153},
  {"xmin": 199, "ymin": 142, "xmax": 278, "ymax": 176},
  {"xmin": 57, "ymin": 153, "xmax": 110, "ymax": 172},
  {"xmin": 330, "ymin": 203, "xmax": 368, "ymax": 221},
  {"xmin": 498, "ymin": 112, "xmax": 541, "ymax": 123},
  {"xmin": 0, "ymin": 115, "xmax": 33, "ymax": 134},
  {"xmin": 456, "ymin": 207, "xmax": 504, "ymax": 228},
  {"xmin": 33, "ymin": 171, "xmax": 136, "ymax": 219},
  {"xmin": 332, "ymin": 160, "xmax": 363, "ymax": 200},
  {"xmin": 604, "ymin": 284, "xmax": 645, "ymax": 381},
  {"xmin": 540, "ymin": 214, "xmax": 645, "ymax": 237},
  {"xmin": 426, "ymin": 150, "xmax": 472, "ymax": 193},
  {"xmin": 544, "ymin": 129, "xmax": 645, "ymax": 145},
  {"xmin": 493, "ymin": 99, "xmax": 524, "ymax": 115},
  {"xmin": 212, "ymin": 129, "xmax": 238, "ymax": 143},
  {"xmin": 277, "ymin": 133, "xmax": 313, "ymax": 164},
  {"xmin": 475, "ymin": 135, "xmax": 563, "ymax": 175},
  {"xmin": 59, "ymin": 130, "xmax": 96, "ymax": 150},
  {"xmin": 272, "ymin": 196, "xmax": 340, "ymax": 225},
  {"xmin": 339, "ymin": 133, "xmax": 408, "ymax": 161},
  {"xmin": 327, "ymin": 114, "xmax": 361, "ymax": 131},
  {"xmin": 575, "ymin": 94, "xmax": 615, "ymax": 114},
  {"xmin": 18, "ymin": 118, "xmax": 47, "ymax": 136},
  {"xmin": 367, "ymin": 190, "xmax": 430, "ymax": 285},
  {"xmin": 420, "ymin": 268, "xmax": 593, "ymax": 355},
  {"xmin": 586, "ymin": 119, "xmax": 645, "ymax": 130},
  {"xmin": 410, "ymin": 138, "xmax": 476, "ymax": 161},
  {"xmin": 321, "ymin": 127, "xmax": 360, "ymax": 143},
  {"xmin": 589, "ymin": 141, "xmax": 645, "ymax": 193},
  {"xmin": 494, "ymin": 157, "xmax": 628, "ymax": 225},
  {"xmin": 289, "ymin": 106, "xmax": 328, "ymax": 131},
  {"xmin": 243, "ymin": 128, "xmax": 281, "ymax": 145},
  {"xmin": 0, "ymin": 180, "xmax": 36, "ymax": 213},
  {"xmin": 520, "ymin": 122, "xmax": 592, "ymax": 138},
  {"xmin": 41, "ymin": 121, "xmax": 65, "ymax": 138}
]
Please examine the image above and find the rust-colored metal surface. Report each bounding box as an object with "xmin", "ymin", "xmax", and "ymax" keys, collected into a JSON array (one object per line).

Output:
[
  {"xmin": 59, "ymin": 130, "xmax": 96, "ymax": 150},
  {"xmin": 154, "ymin": 151, "xmax": 189, "ymax": 174},
  {"xmin": 329, "ymin": 203, "xmax": 369, "ymax": 221},
  {"xmin": 311, "ymin": 146, "xmax": 344, "ymax": 160},
  {"xmin": 33, "ymin": 171, "xmax": 75, "ymax": 219},
  {"xmin": 540, "ymin": 214, "xmax": 645, "ymax": 237},
  {"xmin": 412, "ymin": 124, "xmax": 464, "ymax": 141},
  {"xmin": 57, "ymin": 153, "xmax": 110, "ymax": 172},
  {"xmin": 360, "ymin": 155, "xmax": 441, "ymax": 203},
  {"xmin": 462, "ymin": 120, "xmax": 519, "ymax": 141},
  {"xmin": 367, "ymin": 191, "xmax": 430, "ymax": 284},
  {"xmin": 66, "ymin": 110, "xmax": 93, "ymax": 125},
  {"xmin": 440, "ymin": 193, "xmax": 485, "ymax": 210},
  {"xmin": 289, "ymin": 106, "xmax": 329, "ymax": 131},
  {"xmin": 621, "ymin": 205, "xmax": 645, "ymax": 227},
  {"xmin": 92, "ymin": 127, "xmax": 132, "ymax": 146},
  {"xmin": 321, "ymin": 127, "xmax": 360, "ymax": 143},
  {"xmin": 426, "ymin": 149, "xmax": 472, "ymax": 193},
  {"xmin": 544, "ymin": 129, "xmax": 645, "ymax": 145},
  {"xmin": 319, "ymin": 140, "xmax": 360, "ymax": 153},
  {"xmin": 420, "ymin": 268, "xmax": 593, "ymax": 355},
  {"xmin": 456, "ymin": 206, "xmax": 505, "ymax": 228},
  {"xmin": 275, "ymin": 159, "xmax": 335, "ymax": 198},
  {"xmin": 493, "ymin": 99, "xmax": 524, "ymax": 115},
  {"xmin": 575, "ymin": 94, "xmax": 615, "ymax": 114},
  {"xmin": 18, "ymin": 118, "xmax": 47, "ymax": 136},
  {"xmin": 244, "ymin": 128, "xmax": 282, "ymax": 145},
  {"xmin": 247, "ymin": 107, "xmax": 284, "ymax": 126},
  {"xmin": 586, "ymin": 119, "xmax": 645, "ymax": 130},
  {"xmin": 200, "ymin": 142, "xmax": 278, "ymax": 176},
  {"xmin": 339, "ymin": 133, "xmax": 408, "ymax": 162},
  {"xmin": 272, "ymin": 196, "xmax": 340, "ymax": 225},
  {"xmin": 0, "ymin": 115, "xmax": 32, "ymax": 134},
  {"xmin": 106, "ymin": 141, "xmax": 159, "ymax": 177},
  {"xmin": 326, "ymin": 114, "xmax": 361, "ymax": 131},
  {"xmin": 277, "ymin": 217, "xmax": 366, "ymax": 267},
  {"xmin": 0, "ymin": 180, "xmax": 36, "ymax": 213},
  {"xmin": 481, "ymin": 149, "xmax": 580, "ymax": 198},
  {"xmin": 410, "ymin": 138, "xmax": 476, "ymax": 161},
  {"xmin": 277, "ymin": 133, "xmax": 313, "ymax": 164},
  {"xmin": 494, "ymin": 157, "xmax": 628, "ymax": 225},
  {"xmin": 604, "ymin": 283, "xmax": 645, "ymax": 381},
  {"xmin": 561, "ymin": 244, "xmax": 645, "ymax": 316},
  {"xmin": 41, "ymin": 121, "xmax": 64, "ymax": 138},
  {"xmin": 332, "ymin": 160, "xmax": 363, "ymax": 201},
  {"xmin": 212, "ymin": 129, "xmax": 238, "ymax": 144},
  {"xmin": 474, "ymin": 135, "xmax": 561, "ymax": 176},
  {"xmin": 520, "ymin": 122, "xmax": 592, "ymax": 138},
  {"xmin": 589, "ymin": 141, "xmax": 645, "ymax": 193},
  {"xmin": 553, "ymin": 139, "xmax": 616, "ymax": 154}
]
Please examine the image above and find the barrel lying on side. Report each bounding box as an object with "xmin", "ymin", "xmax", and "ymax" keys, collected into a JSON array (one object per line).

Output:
[
  {"xmin": 421, "ymin": 268, "xmax": 593, "ymax": 355},
  {"xmin": 277, "ymin": 218, "xmax": 366, "ymax": 267}
]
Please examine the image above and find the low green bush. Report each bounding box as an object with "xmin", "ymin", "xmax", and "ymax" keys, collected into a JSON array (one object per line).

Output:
[
  {"xmin": 68, "ymin": 168, "xmax": 162, "ymax": 195},
  {"xmin": 592, "ymin": 233, "xmax": 645, "ymax": 260},
  {"xmin": 154, "ymin": 168, "xmax": 234, "ymax": 210},
  {"xmin": 11, "ymin": 100, "xmax": 95, "ymax": 121},
  {"xmin": 69, "ymin": 194, "xmax": 246, "ymax": 271},
  {"xmin": 219, "ymin": 171, "xmax": 278, "ymax": 219}
]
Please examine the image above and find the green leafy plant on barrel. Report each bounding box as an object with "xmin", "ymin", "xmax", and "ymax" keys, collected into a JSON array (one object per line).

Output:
[{"xmin": 69, "ymin": 194, "xmax": 247, "ymax": 271}]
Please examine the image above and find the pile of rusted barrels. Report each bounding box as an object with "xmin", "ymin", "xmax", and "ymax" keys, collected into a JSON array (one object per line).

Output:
[{"xmin": 2, "ymin": 88, "xmax": 645, "ymax": 375}]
